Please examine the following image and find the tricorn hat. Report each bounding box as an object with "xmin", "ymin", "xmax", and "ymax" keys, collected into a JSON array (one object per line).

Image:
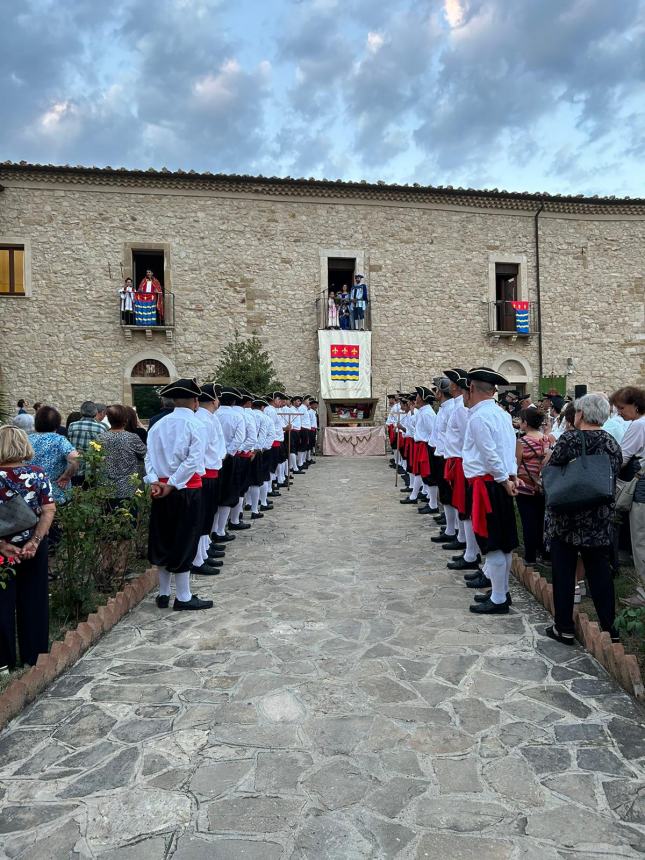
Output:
[
  {"xmin": 219, "ymin": 386, "xmax": 240, "ymax": 404},
  {"xmin": 466, "ymin": 367, "xmax": 509, "ymax": 386},
  {"xmin": 252, "ymin": 398, "xmax": 268, "ymax": 408},
  {"xmin": 198, "ymin": 383, "xmax": 218, "ymax": 402},
  {"xmin": 433, "ymin": 376, "xmax": 451, "ymax": 393},
  {"xmin": 415, "ymin": 385, "xmax": 435, "ymax": 403},
  {"xmin": 444, "ymin": 368, "xmax": 468, "ymax": 383},
  {"xmin": 456, "ymin": 377, "xmax": 469, "ymax": 391},
  {"xmin": 160, "ymin": 378, "xmax": 201, "ymax": 399}
]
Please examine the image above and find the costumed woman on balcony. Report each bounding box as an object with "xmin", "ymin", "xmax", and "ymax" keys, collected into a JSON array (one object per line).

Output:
[{"xmin": 135, "ymin": 269, "xmax": 165, "ymax": 326}]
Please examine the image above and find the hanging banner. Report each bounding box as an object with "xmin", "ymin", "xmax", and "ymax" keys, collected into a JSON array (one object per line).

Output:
[
  {"xmin": 511, "ymin": 301, "xmax": 530, "ymax": 334},
  {"xmin": 318, "ymin": 330, "xmax": 371, "ymax": 399}
]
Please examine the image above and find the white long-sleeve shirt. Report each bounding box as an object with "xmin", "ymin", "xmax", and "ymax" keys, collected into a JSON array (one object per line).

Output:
[
  {"xmin": 403, "ymin": 409, "xmax": 417, "ymax": 438},
  {"xmin": 386, "ymin": 402, "xmax": 402, "ymax": 426},
  {"xmin": 195, "ymin": 406, "xmax": 225, "ymax": 470},
  {"xmin": 278, "ymin": 405, "xmax": 301, "ymax": 430},
  {"xmin": 235, "ymin": 406, "xmax": 258, "ymax": 451},
  {"xmin": 413, "ymin": 404, "xmax": 436, "ymax": 443},
  {"xmin": 144, "ymin": 407, "xmax": 205, "ymax": 489},
  {"xmin": 298, "ymin": 403, "xmax": 312, "ymax": 429},
  {"xmin": 264, "ymin": 403, "xmax": 284, "ymax": 442},
  {"xmin": 308, "ymin": 407, "xmax": 318, "ymax": 429},
  {"xmin": 462, "ymin": 399, "xmax": 517, "ymax": 482},
  {"xmin": 216, "ymin": 405, "xmax": 245, "ymax": 456},
  {"xmin": 431, "ymin": 398, "xmax": 456, "ymax": 456},
  {"xmin": 443, "ymin": 395, "xmax": 469, "ymax": 458},
  {"xmin": 257, "ymin": 410, "xmax": 274, "ymax": 449}
]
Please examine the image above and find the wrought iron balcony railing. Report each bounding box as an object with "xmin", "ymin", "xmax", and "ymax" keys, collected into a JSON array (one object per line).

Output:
[{"xmin": 487, "ymin": 300, "xmax": 538, "ymax": 336}]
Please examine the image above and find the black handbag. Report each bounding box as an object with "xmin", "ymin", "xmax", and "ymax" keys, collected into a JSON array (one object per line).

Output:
[
  {"xmin": 0, "ymin": 490, "xmax": 38, "ymax": 538},
  {"xmin": 542, "ymin": 430, "xmax": 615, "ymax": 513}
]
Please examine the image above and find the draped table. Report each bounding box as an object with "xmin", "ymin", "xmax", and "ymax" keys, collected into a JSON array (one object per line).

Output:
[{"xmin": 322, "ymin": 425, "xmax": 386, "ymax": 457}]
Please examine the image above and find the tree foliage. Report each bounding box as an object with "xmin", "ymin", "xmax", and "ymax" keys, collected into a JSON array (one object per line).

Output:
[{"xmin": 212, "ymin": 332, "xmax": 283, "ymax": 394}]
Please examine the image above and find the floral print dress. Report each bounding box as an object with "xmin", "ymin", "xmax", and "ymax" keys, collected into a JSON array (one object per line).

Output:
[{"xmin": 0, "ymin": 466, "xmax": 54, "ymax": 545}]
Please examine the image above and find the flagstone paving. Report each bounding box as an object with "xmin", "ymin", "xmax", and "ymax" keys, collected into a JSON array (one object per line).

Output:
[{"xmin": 1, "ymin": 457, "xmax": 645, "ymax": 858}]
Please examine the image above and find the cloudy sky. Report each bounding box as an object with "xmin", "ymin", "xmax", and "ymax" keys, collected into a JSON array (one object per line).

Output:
[{"xmin": 2, "ymin": 0, "xmax": 644, "ymax": 196}]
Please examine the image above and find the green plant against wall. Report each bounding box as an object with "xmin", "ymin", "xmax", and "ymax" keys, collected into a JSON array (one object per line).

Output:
[{"xmin": 212, "ymin": 331, "xmax": 284, "ymax": 394}]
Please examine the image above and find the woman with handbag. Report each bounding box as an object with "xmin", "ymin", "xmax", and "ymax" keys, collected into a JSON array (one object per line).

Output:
[
  {"xmin": 515, "ymin": 408, "xmax": 550, "ymax": 565},
  {"xmin": 612, "ymin": 386, "xmax": 645, "ymax": 587},
  {"xmin": 543, "ymin": 393, "xmax": 622, "ymax": 645},
  {"xmin": 0, "ymin": 426, "xmax": 56, "ymax": 669}
]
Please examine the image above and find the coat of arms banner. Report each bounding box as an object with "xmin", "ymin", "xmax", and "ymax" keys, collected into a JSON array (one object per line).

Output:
[{"xmin": 318, "ymin": 330, "xmax": 372, "ymax": 399}]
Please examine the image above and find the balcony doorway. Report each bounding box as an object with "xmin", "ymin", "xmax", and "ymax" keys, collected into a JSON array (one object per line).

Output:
[
  {"xmin": 495, "ymin": 263, "xmax": 519, "ymax": 331},
  {"xmin": 133, "ymin": 249, "xmax": 164, "ymax": 291}
]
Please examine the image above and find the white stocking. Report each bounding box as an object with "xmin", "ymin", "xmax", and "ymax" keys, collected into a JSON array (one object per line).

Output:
[
  {"xmin": 457, "ymin": 519, "xmax": 466, "ymax": 543},
  {"xmin": 230, "ymin": 497, "xmax": 244, "ymax": 525},
  {"xmin": 444, "ymin": 504, "xmax": 458, "ymax": 536},
  {"xmin": 215, "ymin": 506, "xmax": 230, "ymax": 536},
  {"xmin": 486, "ymin": 550, "xmax": 507, "ymax": 604},
  {"xmin": 427, "ymin": 486, "xmax": 438, "ymax": 508},
  {"xmin": 158, "ymin": 567, "xmax": 172, "ymax": 597},
  {"xmin": 260, "ymin": 482, "xmax": 269, "ymax": 506},
  {"xmin": 249, "ymin": 485, "xmax": 261, "ymax": 513},
  {"xmin": 409, "ymin": 475, "xmax": 423, "ymax": 500},
  {"xmin": 463, "ymin": 518, "xmax": 480, "ymax": 563},
  {"xmin": 191, "ymin": 542, "xmax": 204, "ymax": 567},
  {"xmin": 175, "ymin": 571, "xmax": 192, "ymax": 603},
  {"xmin": 289, "ymin": 453, "xmax": 298, "ymax": 472}
]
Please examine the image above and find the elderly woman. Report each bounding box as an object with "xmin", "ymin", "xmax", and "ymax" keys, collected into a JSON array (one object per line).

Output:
[
  {"xmin": 12, "ymin": 413, "xmax": 35, "ymax": 433},
  {"xmin": 28, "ymin": 406, "xmax": 79, "ymax": 504},
  {"xmin": 97, "ymin": 405, "xmax": 147, "ymax": 507},
  {"xmin": 544, "ymin": 393, "xmax": 622, "ymax": 645},
  {"xmin": 0, "ymin": 427, "xmax": 56, "ymax": 669},
  {"xmin": 612, "ymin": 386, "xmax": 645, "ymax": 588}
]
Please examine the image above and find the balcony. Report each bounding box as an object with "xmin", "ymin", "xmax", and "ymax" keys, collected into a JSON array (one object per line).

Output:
[
  {"xmin": 316, "ymin": 290, "xmax": 372, "ymax": 331},
  {"xmin": 487, "ymin": 300, "xmax": 538, "ymax": 339},
  {"xmin": 120, "ymin": 291, "xmax": 174, "ymax": 342}
]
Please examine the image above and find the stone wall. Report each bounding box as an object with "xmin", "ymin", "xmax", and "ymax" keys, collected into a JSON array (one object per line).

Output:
[{"xmin": 0, "ymin": 175, "xmax": 642, "ymax": 416}]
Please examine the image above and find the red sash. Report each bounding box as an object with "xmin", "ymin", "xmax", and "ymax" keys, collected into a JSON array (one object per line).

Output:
[
  {"xmin": 388, "ymin": 425, "xmax": 396, "ymax": 446},
  {"xmin": 272, "ymin": 440, "xmax": 282, "ymax": 448},
  {"xmin": 445, "ymin": 457, "xmax": 467, "ymax": 515},
  {"xmin": 467, "ymin": 474, "xmax": 494, "ymax": 537},
  {"xmin": 415, "ymin": 440, "xmax": 431, "ymax": 478},
  {"xmin": 204, "ymin": 468, "xmax": 219, "ymax": 478},
  {"xmin": 237, "ymin": 451, "xmax": 253, "ymax": 458},
  {"xmin": 159, "ymin": 474, "xmax": 202, "ymax": 490}
]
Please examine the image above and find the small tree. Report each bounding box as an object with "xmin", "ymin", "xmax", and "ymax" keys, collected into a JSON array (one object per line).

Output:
[{"xmin": 212, "ymin": 331, "xmax": 284, "ymax": 394}]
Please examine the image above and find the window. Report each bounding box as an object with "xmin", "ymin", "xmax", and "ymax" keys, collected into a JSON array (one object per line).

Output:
[
  {"xmin": 0, "ymin": 246, "xmax": 25, "ymax": 295},
  {"xmin": 495, "ymin": 263, "xmax": 519, "ymax": 331}
]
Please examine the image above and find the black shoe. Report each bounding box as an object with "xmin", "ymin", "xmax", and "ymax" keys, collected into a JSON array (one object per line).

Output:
[
  {"xmin": 211, "ymin": 532, "xmax": 235, "ymax": 543},
  {"xmin": 205, "ymin": 558, "xmax": 223, "ymax": 568},
  {"xmin": 277, "ymin": 482, "xmax": 288, "ymax": 488},
  {"xmin": 207, "ymin": 544, "xmax": 225, "ymax": 555},
  {"xmin": 544, "ymin": 625, "xmax": 575, "ymax": 645},
  {"xmin": 244, "ymin": 504, "xmax": 252, "ymax": 511},
  {"xmin": 400, "ymin": 497, "xmax": 418, "ymax": 505},
  {"xmin": 418, "ymin": 505, "xmax": 433, "ymax": 514},
  {"xmin": 469, "ymin": 598, "xmax": 509, "ymax": 615},
  {"xmin": 173, "ymin": 595, "xmax": 214, "ymax": 611},
  {"xmin": 191, "ymin": 563, "xmax": 221, "ymax": 575},
  {"xmin": 474, "ymin": 591, "xmax": 512, "ymax": 606},
  {"xmin": 251, "ymin": 512, "xmax": 264, "ymax": 519},
  {"xmin": 397, "ymin": 467, "xmax": 406, "ymax": 475},
  {"xmin": 156, "ymin": 595, "xmax": 170, "ymax": 609},
  {"xmin": 268, "ymin": 491, "xmax": 281, "ymax": 498},
  {"xmin": 433, "ymin": 514, "xmax": 446, "ymax": 525},
  {"xmin": 260, "ymin": 504, "xmax": 272, "ymax": 511},
  {"xmin": 229, "ymin": 521, "xmax": 251, "ymax": 531},
  {"xmin": 442, "ymin": 540, "xmax": 467, "ymax": 551},
  {"xmin": 466, "ymin": 573, "xmax": 492, "ymax": 589},
  {"xmin": 389, "ymin": 463, "xmax": 397, "ymax": 469},
  {"xmin": 400, "ymin": 487, "xmax": 411, "ymax": 492},
  {"xmin": 431, "ymin": 532, "xmax": 455, "ymax": 543},
  {"xmin": 447, "ymin": 556, "xmax": 481, "ymax": 571}
]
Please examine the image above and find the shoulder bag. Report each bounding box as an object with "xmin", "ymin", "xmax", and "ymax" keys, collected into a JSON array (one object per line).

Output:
[
  {"xmin": 542, "ymin": 430, "xmax": 615, "ymax": 513},
  {"xmin": 615, "ymin": 468, "xmax": 644, "ymax": 513},
  {"xmin": 0, "ymin": 479, "xmax": 39, "ymax": 538}
]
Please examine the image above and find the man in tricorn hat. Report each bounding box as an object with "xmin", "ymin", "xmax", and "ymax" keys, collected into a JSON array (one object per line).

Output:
[
  {"xmin": 462, "ymin": 367, "xmax": 519, "ymax": 615},
  {"xmin": 190, "ymin": 383, "xmax": 227, "ymax": 576},
  {"xmin": 144, "ymin": 378, "xmax": 213, "ymax": 611},
  {"xmin": 265, "ymin": 391, "xmax": 288, "ymax": 491},
  {"xmin": 401, "ymin": 386, "xmax": 435, "ymax": 506},
  {"xmin": 385, "ymin": 393, "xmax": 401, "ymax": 466},
  {"xmin": 211, "ymin": 386, "xmax": 245, "ymax": 542},
  {"xmin": 429, "ymin": 376, "xmax": 458, "ymax": 544}
]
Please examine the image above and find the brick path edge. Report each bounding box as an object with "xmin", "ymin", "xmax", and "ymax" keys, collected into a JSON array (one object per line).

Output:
[
  {"xmin": 511, "ymin": 555, "xmax": 645, "ymax": 700},
  {"xmin": 0, "ymin": 567, "xmax": 159, "ymax": 730}
]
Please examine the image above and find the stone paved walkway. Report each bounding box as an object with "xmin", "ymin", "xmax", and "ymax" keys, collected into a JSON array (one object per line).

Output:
[{"xmin": 1, "ymin": 458, "xmax": 645, "ymax": 859}]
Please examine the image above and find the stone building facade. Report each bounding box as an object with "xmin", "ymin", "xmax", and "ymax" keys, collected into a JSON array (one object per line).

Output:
[{"xmin": 0, "ymin": 162, "xmax": 643, "ymax": 418}]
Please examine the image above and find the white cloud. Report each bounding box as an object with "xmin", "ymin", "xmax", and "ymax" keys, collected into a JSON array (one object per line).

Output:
[
  {"xmin": 443, "ymin": 0, "xmax": 467, "ymax": 29},
  {"xmin": 40, "ymin": 100, "xmax": 77, "ymax": 132},
  {"xmin": 367, "ymin": 31, "xmax": 384, "ymax": 52}
]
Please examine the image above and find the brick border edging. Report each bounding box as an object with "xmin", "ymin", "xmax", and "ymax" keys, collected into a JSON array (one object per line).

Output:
[
  {"xmin": 0, "ymin": 567, "xmax": 159, "ymax": 730},
  {"xmin": 511, "ymin": 555, "xmax": 645, "ymax": 700}
]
